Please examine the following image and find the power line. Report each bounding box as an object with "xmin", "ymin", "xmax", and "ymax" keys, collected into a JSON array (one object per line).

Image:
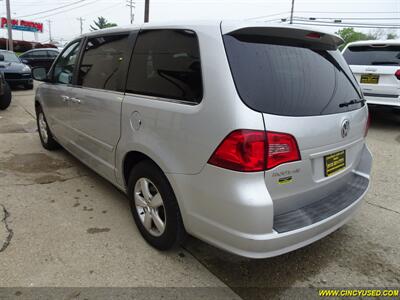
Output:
[
  {"xmin": 30, "ymin": 0, "xmax": 99, "ymax": 20},
  {"xmin": 247, "ymin": 12, "xmax": 290, "ymax": 20},
  {"xmin": 16, "ymin": 0, "xmax": 88, "ymax": 18},
  {"xmin": 292, "ymin": 22, "xmax": 400, "ymax": 29},
  {"xmin": 295, "ymin": 10, "xmax": 398, "ymax": 14},
  {"xmin": 297, "ymin": 17, "xmax": 400, "ymax": 20},
  {"xmin": 80, "ymin": 2, "xmax": 124, "ymax": 17},
  {"xmin": 292, "ymin": 18, "xmax": 400, "ymax": 27}
]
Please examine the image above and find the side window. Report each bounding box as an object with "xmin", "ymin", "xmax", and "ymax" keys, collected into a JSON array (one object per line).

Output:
[
  {"xmin": 77, "ymin": 34, "xmax": 129, "ymax": 91},
  {"xmin": 126, "ymin": 29, "xmax": 203, "ymax": 103},
  {"xmin": 47, "ymin": 50, "xmax": 59, "ymax": 58},
  {"xmin": 53, "ymin": 41, "xmax": 81, "ymax": 85},
  {"xmin": 31, "ymin": 50, "xmax": 47, "ymax": 58}
]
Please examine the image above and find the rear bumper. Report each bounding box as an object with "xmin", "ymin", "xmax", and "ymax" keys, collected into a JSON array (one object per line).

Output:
[
  {"xmin": 364, "ymin": 94, "xmax": 400, "ymax": 107},
  {"xmin": 168, "ymin": 144, "xmax": 372, "ymax": 259}
]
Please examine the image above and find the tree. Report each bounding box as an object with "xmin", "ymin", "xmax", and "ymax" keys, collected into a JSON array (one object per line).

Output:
[
  {"xmin": 386, "ymin": 32, "xmax": 398, "ymax": 40},
  {"xmin": 336, "ymin": 28, "xmax": 375, "ymax": 49},
  {"xmin": 90, "ymin": 17, "xmax": 117, "ymax": 31}
]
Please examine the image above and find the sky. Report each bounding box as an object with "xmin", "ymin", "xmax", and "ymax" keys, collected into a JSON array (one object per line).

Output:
[{"xmin": 0, "ymin": 0, "xmax": 399, "ymax": 43}]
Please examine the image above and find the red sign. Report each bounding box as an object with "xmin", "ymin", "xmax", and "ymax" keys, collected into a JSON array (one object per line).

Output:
[{"xmin": 1, "ymin": 17, "xmax": 43, "ymax": 33}]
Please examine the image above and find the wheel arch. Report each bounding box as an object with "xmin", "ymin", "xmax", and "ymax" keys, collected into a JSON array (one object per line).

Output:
[{"xmin": 122, "ymin": 151, "xmax": 164, "ymax": 189}]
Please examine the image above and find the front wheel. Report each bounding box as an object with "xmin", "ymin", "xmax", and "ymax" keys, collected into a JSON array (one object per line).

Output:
[
  {"xmin": 36, "ymin": 105, "xmax": 60, "ymax": 150},
  {"xmin": 128, "ymin": 161, "xmax": 186, "ymax": 250}
]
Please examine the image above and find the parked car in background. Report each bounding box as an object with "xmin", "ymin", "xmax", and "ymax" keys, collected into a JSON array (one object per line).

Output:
[
  {"xmin": 342, "ymin": 40, "xmax": 400, "ymax": 109},
  {"xmin": 0, "ymin": 72, "xmax": 12, "ymax": 110},
  {"xmin": 20, "ymin": 48, "xmax": 59, "ymax": 72},
  {"xmin": 0, "ymin": 50, "xmax": 33, "ymax": 89},
  {"xmin": 32, "ymin": 21, "xmax": 372, "ymax": 258}
]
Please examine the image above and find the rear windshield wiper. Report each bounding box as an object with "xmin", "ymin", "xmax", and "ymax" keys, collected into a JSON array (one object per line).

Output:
[
  {"xmin": 371, "ymin": 61, "xmax": 400, "ymax": 65},
  {"xmin": 339, "ymin": 98, "xmax": 366, "ymax": 108}
]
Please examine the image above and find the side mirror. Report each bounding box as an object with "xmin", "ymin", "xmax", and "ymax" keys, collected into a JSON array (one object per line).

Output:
[
  {"xmin": 32, "ymin": 67, "xmax": 48, "ymax": 82},
  {"xmin": 0, "ymin": 54, "xmax": 4, "ymax": 62},
  {"xmin": 21, "ymin": 59, "xmax": 29, "ymax": 64}
]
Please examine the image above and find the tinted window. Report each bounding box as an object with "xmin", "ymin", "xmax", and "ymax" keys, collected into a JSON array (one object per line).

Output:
[
  {"xmin": 30, "ymin": 50, "xmax": 47, "ymax": 58},
  {"xmin": 223, "ymin": 35, "xmax": 363, "ymax": 116},
  {"xmin": 77, "ymin": 34, "xmax": 129, "ymax": 91},
  {"xmin": 53, "ymin": 41, "xmax": 81, "ymax": 84},
  {"xmin": 343, "ymin": 45, "xmax": 400, "ymax": 66},
  {"xmin": 47, "ymin": 50, "xmax": 59, "ymax": 58},
  {"xmin": 126, "ymin": 29, "xmax": 202, "ymax": 103}
]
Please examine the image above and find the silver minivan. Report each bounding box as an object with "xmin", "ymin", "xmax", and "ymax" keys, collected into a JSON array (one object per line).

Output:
[{"xmin": 32, "ymin": 21, "xmax": 372, "ymax": 258}]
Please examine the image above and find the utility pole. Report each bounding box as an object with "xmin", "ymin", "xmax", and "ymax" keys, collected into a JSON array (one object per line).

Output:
[
  {"xmin": 5, "ymin": 0, "xmax": 13, "ymax": 51},
  {"xmin": 77, "ymin": 17, "xmax": 85, "ymax": 35},
  {"xmin": 144, "ymin": 0, "xmax": 150, "ymax": 23},
  {"xmin": 126, "ymin": 0, "xmax": 135, "ymax": 24},
  {"xmin": 289, "ymin": 0, "xmax": 295, "ymax": 24},
  {"xmin": 47, "ymin": 20, "xmax": 52, "ymax": 42}
]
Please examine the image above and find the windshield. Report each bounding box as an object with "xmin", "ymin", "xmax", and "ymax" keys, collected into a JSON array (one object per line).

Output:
[
  {"xmin": 0, "ymin": 52, "xmax": 21, "ymax": 63},
  {"xmin": 223, "ymin": 34, "xmax": 363, "ymax": 116},
  {"xmin": 343, "ymin": 45, "xmax": 400, "ymax": 66}
]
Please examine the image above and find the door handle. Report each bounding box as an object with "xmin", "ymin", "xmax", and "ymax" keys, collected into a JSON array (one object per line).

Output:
[
  {"xmin": 61, "ymin": 95, "xmax": 70, "ymax": 102},
  {"xmin": 70, "ymin": 97, "xmax": 81, "ymax": 104}
]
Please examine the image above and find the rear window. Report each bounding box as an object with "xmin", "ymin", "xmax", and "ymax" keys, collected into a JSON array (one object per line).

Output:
[
  {"xmin": 223, "ymin": 34, "xmax": 363, "ymax": 116},
  {"xmin": 343, "ymin": 45, "xmax": 400, "ymax": 66}
]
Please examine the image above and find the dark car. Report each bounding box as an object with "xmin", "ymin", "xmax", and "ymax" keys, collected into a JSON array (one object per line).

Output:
[
  {"xmin": 0, "ymin": 50, "xmax": 33, "ymax": 89},
  {"xmin": 20, "ymin": 48, "xmax": 59, "ymax": 72}
]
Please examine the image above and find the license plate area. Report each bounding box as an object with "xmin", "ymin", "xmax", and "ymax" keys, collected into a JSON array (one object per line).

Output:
[
  {"xmin": 324, "ymin": 150, "xmax": 346, "ymax": 177},
  {"xmin": 360, "ymin": 74, "xmax": 379, "ymax": 84}
]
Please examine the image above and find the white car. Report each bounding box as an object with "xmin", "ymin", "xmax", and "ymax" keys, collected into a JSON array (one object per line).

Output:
[{"xmin": 342, "ymin": 40, "xmax": 400, "ymax": 109}]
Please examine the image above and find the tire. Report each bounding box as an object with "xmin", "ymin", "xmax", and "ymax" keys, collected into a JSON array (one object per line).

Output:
[
  {"xmin": 36, "ymin": 105, "xmax": 60, "ymax": 150},
  {"xmin": 0, "ymin": 82, "xmax": 12, "ymax": 110},
  {"xmin": 24, "ymin": 83, "xmax": 34, "ymax": 90},
  {"xmin": 128, "ymin": 160, "xmax": 186, "ymax": 250}
]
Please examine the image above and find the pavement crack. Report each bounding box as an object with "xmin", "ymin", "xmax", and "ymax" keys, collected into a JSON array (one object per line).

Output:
[
  {"xmin": 0, "ymin": 174, "xmax": 88, "ymax": 187},
  {"xmin": 19, "ymin": 104, "xmax": 35, "ymax": 119},
  {"xmin": 0, "ymin": 204, "xmax": 14, "ymax": 253},
  {"xmin": 366, "ymin": 201, "xmax": 400, "ymax": 215}
]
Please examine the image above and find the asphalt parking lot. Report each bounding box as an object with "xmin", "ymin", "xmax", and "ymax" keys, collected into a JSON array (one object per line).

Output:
[{"xmin": 0, "ymin": 85, "xmax": 399, "ymax": 299}]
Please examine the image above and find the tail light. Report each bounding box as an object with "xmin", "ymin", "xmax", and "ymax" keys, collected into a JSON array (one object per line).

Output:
[
  {"xmin": 266, "ymin": 131, "xmax": 301, "ymax": 170},
  {"xmin": 208, "ymin": 130, "xmax": 300, "ymax": 172},
  {"xmin": 395, "ymin": 70, "xmax": 400, "ymax": 80},
  {"xmin": 207, "ymin": 130, "xmax": 265, "ymax": 172}
]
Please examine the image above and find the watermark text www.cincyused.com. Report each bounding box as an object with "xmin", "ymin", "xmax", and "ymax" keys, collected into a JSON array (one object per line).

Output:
[{"xmin": 319, "ymin": 289, "xmax": 399, "ymax": 297}]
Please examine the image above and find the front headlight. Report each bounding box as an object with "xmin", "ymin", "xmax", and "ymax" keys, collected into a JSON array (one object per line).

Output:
[{"xmin": 22, "ymin": 65, "xmax": 31, "ymax": 72}]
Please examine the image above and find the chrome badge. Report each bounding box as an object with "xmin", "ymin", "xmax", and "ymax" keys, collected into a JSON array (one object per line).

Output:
[{"xmin": 341, "ymin": 119, "xmax": 350, "ymax": 138}]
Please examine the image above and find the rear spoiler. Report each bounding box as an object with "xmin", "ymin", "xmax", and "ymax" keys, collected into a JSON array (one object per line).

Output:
[{"xmin": 222, "ymin": 25, "xmax": 344, "ymax": 50}]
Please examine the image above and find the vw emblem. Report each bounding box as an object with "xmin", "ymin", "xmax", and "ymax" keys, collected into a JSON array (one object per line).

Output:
[{"xmin": 341, "ymin": 119, "xmax": 350, "ymax": 138}]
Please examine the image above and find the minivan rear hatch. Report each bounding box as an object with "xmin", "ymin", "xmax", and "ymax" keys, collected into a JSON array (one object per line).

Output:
[{"xmin": 222, "ymin": 24, "xmax": 369, "ymax": 222}]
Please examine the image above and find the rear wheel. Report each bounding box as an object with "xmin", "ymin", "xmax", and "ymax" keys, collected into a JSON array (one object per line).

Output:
[
  {"xmin": 36, "ymin": 105, "xmax": 60, "ymax": 150},
  {"xmin": 128, "ymin": 160, "xmax": 186, "ymax": 250},
  {"xmin": 0, "ymin": 82, "xmax": 12, "ymax": 110}
]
